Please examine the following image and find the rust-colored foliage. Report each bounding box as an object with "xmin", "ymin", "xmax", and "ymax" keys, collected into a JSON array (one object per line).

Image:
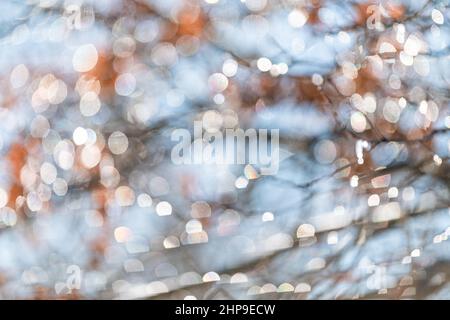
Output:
[{"xmin": 6, "ymin": 143, "xmax": 27, "ymax": 209}]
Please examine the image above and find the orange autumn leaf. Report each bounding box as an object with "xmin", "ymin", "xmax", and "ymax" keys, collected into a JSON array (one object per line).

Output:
[
  {"xmin": 86, "ymin": 54, "xmax": 117, "ymax": 102},
  {"xmin": 355, "ymin": 1, "xmax": 405, "ymax": 26},
  {"xmin": 385, "ymin": 2, "xmax": 405, "ymax": 20},
  {"xmin": 177, "ymin": 6, "xmax": 206, "ymax": 37},
  {"xmin": 6, "ymin": 143, "xmax": 27, "ymax": 208},
  {"xmin": 296, "ymin": 77, "xmax": 329, "ymax": 104}
]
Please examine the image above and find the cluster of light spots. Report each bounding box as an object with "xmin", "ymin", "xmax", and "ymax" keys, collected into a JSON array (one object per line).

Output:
[
  {"xmin": 269, "ymin": 62, "xmax": 288, "ymax": 77},
  {"xmin": 72, "ymin": 127, "xmax": 88, "ymax": 145},
  {"xmin": 156, "ymin": 201, "xmax": 172, "ymax": 216},
  {"xmin": 288, "ymin": 9, "xmax": 308, "ymax": 28},
  {"xmin": 75, "ymin": 75, "xmax": 101, "ymax": 96},
  {"xmin": 74, "ymin": 128, "xmax": 97, "ymax": 146},
  {"xmin": 2, "ymin": 0, "xmax": 448, "ymax": 299},
  {"xmin": 32, "ymin": 74, "xmax": 67, "ymax": 111},
  {"xmin": 418, "ymin": 100, "xmax": 439, "ymax": 123},
  {"xmin": 404, "ymin": 35, "xmax": 423, "ymax": 57},
  {"xmin": 72, "ymin": 44, "xmax": 98, "ymax": 72},
  {"xmin": 350, "ymin": 93, "xmax": 377, "ymax": 113},
  {"xmin": 53, "ymin": 140, "xmax": 76, "ymax": 170},
  {"xmin": 262, "ymin": 211, "xmax": 274, "ymax": 222},
  {"xmin": 399, "ymin": 34, "xmax": 426, "ymax": 67}
]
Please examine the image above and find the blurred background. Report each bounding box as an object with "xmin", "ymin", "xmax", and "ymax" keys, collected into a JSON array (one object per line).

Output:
[{"xmin": 0, "ymin": 0, "xmax": 449, "ymax": 299}]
